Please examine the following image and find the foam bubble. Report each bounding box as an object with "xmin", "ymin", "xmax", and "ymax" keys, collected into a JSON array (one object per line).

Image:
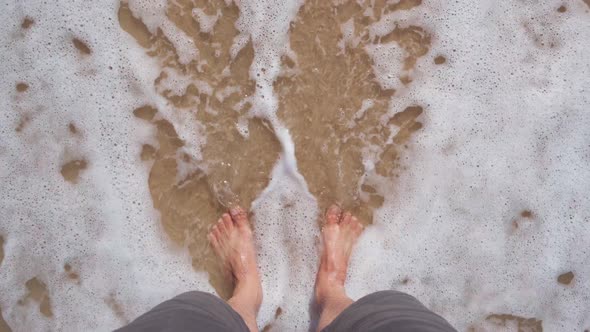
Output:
[{"xmin": 191, "ymin": 7, "xmax": 220, "ymax": 34}]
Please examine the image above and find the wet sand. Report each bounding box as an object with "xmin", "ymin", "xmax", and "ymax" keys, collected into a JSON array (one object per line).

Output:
[{"xmin": 119, "ymin": 0, "xmax": 429, "ymax": 299}]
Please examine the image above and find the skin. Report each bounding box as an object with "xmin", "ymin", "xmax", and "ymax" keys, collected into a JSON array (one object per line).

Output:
[
  {"xmin": 315, "ymin": 204, "xmax": 364, "ymax": 331},
  {"xmin": 208, "ymin": 205, "xmax": 363, "ymax": 332},
  {"xmin": 208, "ymin": 207, "xmax": 263, "ymax": 332}
]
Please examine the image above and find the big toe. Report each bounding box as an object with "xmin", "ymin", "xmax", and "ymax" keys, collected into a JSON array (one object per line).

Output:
[
  {"xmin": 208, "ymin": 232, "xmax": 219, "ymax": 249},
  {"xmin": 230, "ymin": 206, "xmax": 249, "ymax": 228},
  {"xmin": 325, "ymin": 204, "xmax": 342, "ymax": 225}
]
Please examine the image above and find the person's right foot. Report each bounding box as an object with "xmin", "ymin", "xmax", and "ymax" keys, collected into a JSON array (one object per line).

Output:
[
  {"xmin": 208, "ymin": 207, "xmax": 262, "ymax": 332},
  {"xmin": 315, "ymin": 204, "xmax": 363, "ymax": 307}
]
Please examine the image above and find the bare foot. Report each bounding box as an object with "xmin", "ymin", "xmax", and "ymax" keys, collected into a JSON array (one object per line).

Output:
[
  {"xmin": 208, "ymin": 207, "xmax": 262, "ymax": 332},
  {"xmin": 315, "ymin": 205, "xmax": 363, "ymax": 331}
]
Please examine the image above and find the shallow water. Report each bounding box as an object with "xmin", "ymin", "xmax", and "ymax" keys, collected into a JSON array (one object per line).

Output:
[
  {"xmin": 1, "ymin": 0, "xmax": 590, "ymax": 331},
  {"xmin": 119, "ymin": 0, "xmax": 429, "ymax": 298}
]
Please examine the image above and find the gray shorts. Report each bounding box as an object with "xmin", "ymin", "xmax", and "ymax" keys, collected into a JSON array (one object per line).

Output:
[{"xmin": 116, "ymin": 290, "xmax": 456, "ymax": 332}]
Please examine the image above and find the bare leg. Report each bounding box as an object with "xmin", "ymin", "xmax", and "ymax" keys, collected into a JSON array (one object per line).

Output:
[
  {"xmin": 208, "ymin": 207, "xmax": 263, "ymax": 332},
  {"xmin": 315, "ymin": 205, "xmax": 363, "ymax": 332}
]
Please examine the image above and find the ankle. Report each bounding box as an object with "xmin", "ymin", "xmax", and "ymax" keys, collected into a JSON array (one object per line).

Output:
[
  {"xmin": 315, "ymin": 287, "xmax": 353, "ymax": 332},
  {"xmin": 228, "ymin": 297, "xmax": 259, "ymax": 318},
  {"xmin": 232, "ymin": 276, "xmax": 263, "ymax": 311},
  {"xmin": 227, "ymin": 299, "xmax": 259, "ymax": 332},
  {"xmin": 315, "ymin": 277, "xmax": 347, "ymax": 307},
  {"xmin": 228, "ymin": 289, "xmax": 262, "ymax": 332}
]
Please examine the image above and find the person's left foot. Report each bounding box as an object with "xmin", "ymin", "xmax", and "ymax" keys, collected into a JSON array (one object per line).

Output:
[{"xmin": 208, "ymin": 207, "xmax": 262, "ymax": 332}]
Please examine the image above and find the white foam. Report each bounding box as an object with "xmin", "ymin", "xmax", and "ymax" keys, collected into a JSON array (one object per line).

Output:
[
  {"xmin": 349, "ymin": 1, "xmax": 590, "ymax": 331},
  {"xmin": 128, "ymin": 0, "xmax": 198, "ymax": 64},
  {"xmin": 365, "ymin": 41, "xmax": 405, "ymax": 90},
  {"xmin": 337, "ymin": 18, "xmax": 358, "ymax": 53},
  {"xmin": 191, "ymin": 8, "xmax": 221, "ymax": 34},
  {"xmin": 0, "ymin": 1, "xmax": 210, "ymax": 330},
  {"xmin": 252, "ymin": 156, "xmax": 318, "ymax": 328},
  {"xmin": 233, "ymin": 0, "xmax": 303, "ymax": 125},
  {"xmin": 1, "ymin": 0, "xmax": 589, "ymax": 331}
]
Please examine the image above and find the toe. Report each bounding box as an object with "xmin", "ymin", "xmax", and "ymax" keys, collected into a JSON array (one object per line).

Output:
[
  {"xmin": 341, "ymin": 212, "xmax": 352, "ymax": 226},
  {"xmin": 212, "ymin": 225, "xmax": 222, "ymax": 239},
  {"xmin": 222, "ymin": 213, "xmax": 234, "ymax": 231},
  {"xmin": 208, "ymin": 233, "xmax": 219, "ymax": 249},
  {"xmin": 230, "ymin": 206, "xmax": 249, "ymax": 227},
  {"xmin": 217, "ymin": 218, "xmax": 227, "ymax": 234},
  {"xmin": 325, "ymin": 204, "xmax": 342, "ymax": 225}
]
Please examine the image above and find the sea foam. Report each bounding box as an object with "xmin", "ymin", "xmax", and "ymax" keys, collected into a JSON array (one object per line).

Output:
[{"xmin": 1, "ymin": 0, "xmax": 589, "ymax": 331}]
